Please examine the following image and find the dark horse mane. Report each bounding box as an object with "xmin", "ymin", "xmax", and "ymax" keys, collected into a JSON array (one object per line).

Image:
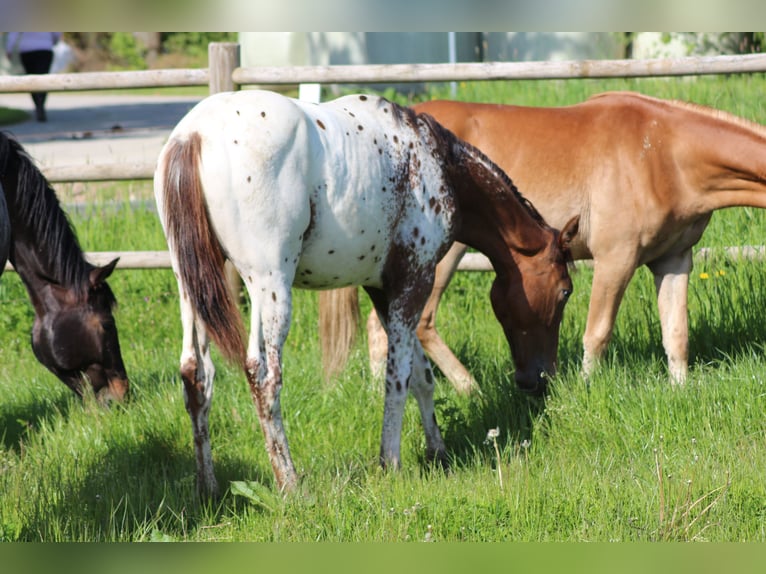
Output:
[
  {"xmin": 0, "ymin": 131, "xmax": 113, "ymax": 303},
  {"xmin": 380, "ymin": 97, "xmax": 548, "ymax": 229}
]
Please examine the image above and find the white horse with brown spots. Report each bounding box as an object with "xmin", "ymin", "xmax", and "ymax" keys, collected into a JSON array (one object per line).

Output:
[
  {"xmin": 323, "ymin": 91, "xmax": 766, "ymax": 391},
  {"xmin": 154, "ymin": 90, "xmax": 578, "ymax": 495}
]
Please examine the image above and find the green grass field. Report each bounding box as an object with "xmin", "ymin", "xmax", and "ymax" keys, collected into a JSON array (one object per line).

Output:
[{"xmin": 1, "ymin": 75, "xmax": 766, "ymax": 541}]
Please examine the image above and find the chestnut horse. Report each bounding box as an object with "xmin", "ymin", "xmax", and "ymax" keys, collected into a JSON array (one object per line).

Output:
[
  {"xmin": 154, "ymin": 90, "xmax": 578, "ymax": 495},
  {"xmin": 0, "ymin": 131, "xmax": 129, "ymax": 402},
  {"xmin": 320, "ymin": 91, "xmax": 766, "ymax": 389}
]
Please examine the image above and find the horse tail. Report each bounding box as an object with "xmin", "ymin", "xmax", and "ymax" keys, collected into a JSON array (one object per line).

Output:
[
  {"xmin": 318, "ymin": 287, "xmax": 361, "ymax": 381},
  {"xmin": 159, "ymin": 132, "xmax": 246, "ymax": 365}
]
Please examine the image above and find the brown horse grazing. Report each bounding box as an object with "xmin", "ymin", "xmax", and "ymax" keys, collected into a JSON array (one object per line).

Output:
[
  {"xmin": 0, "ymin": 132, "xmax": 129, "ymax": 403},
  {"xmin": 0, "ymin": 183, "xmax": 8, "ymax": 275},
  {"xmin": 154, "ymin": 90, "xmax": 577, "ymax": 495},
  {"xmin": 321, "ymin": 91, "xmax": 766, "ymax": 389}
]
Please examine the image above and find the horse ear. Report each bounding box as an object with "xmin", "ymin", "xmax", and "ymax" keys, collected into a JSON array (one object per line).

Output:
[
  {"xmin": 559, "ymin": 215, "xmax": 580, "ymax": 250},
  {"xmin": 89, "ymin": 257, "xmax": 120, "ymax": 287}
]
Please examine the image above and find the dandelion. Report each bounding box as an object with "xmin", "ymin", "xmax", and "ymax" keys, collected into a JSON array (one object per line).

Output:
[
  {"xmin": 485, "ymin": 427, "xmax": 503, "ymax": 489},
  {"xmin": 699, "ymin": 272, "xmax": 710, "ymax": 280},
  {"xmin": 716, "ymin": 270, "xmax": 726, "ymax": 277}
]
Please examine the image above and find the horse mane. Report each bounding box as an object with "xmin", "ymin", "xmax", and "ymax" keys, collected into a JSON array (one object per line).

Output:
[
  {"xmin": 0, "ymin": 131, "xmax": 109, "ymax": 302},
  {"xmin": 410, "ymin": 105, "xmax": 548, "ymax": 228},
  {"xmin": 378, "ymin": 97, "xmax": 547, "ymax": 226},
  {"xmin": 589, "ymin": 91, "xmax": 766, "ymax": 138}
]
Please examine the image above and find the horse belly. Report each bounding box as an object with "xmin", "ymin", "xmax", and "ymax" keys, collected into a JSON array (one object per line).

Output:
[{"xmin": 295, "ymin": 209, "xmax": 392, "ymax": 290}]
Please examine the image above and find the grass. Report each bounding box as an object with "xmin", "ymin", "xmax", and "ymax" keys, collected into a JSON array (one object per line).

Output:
[
  {"xmin": 0, "ymin": 106, "xmax": 29, "ymax": 126},
  {"xmin": 2, "ymin": 75, "xmax": 766, "ymax": 541}
]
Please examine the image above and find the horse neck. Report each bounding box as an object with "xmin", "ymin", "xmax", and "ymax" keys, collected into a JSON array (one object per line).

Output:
[
  {"xmin": 448, "ymin": 141, "xmax": 551, "ymax": 270},
  {"xmin": 1, "ymin": 142, "xmax": 90, "ymax": 313},
  {"xmin": 703, "ymin": 132, "xmax": 766, "ymax": 208},
  {"xmin": 670, "ymin": 106, "xmax": 766, "ymax": 211}
]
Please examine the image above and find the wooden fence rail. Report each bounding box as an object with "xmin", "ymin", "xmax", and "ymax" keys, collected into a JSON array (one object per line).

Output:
[
  {"xmin": 7, "ymin": 246, "xmax": 765, "ymax": 274},
  {"xmin": 3, "ymin": 45, "xmax": 766, "ymax": 273},
  {"xmin": 44, "ymin": 163, "xmax": 155, "ymax": 183},
  {"xmin": 0, "ymin": 68, "xmax": 209, "ymax": 93},
  {"xmin": 232, "ymin": 53, "xmax": 766, "ymax": 85}
]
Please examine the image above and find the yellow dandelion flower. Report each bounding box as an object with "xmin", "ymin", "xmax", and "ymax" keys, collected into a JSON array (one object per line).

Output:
[
  {"xmin": 699, "ymin": 272, "xmax": 710, "ymax": 280},
  {"xmin": 716, "ymin": 270, "xmax": 726, "ymax": 277}
]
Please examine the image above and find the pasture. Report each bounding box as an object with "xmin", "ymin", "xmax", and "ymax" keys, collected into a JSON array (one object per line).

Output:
[{"xmin": 1, "ymin": 74, "xmax": 766, "ymax": 541}]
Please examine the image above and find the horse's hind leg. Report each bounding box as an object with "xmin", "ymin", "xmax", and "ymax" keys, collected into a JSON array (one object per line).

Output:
[
  {"xmin": 242, "ymin": 273, "xmax": 298, "ymax": 492},
  {"xmin": 648, "ymin": 250, "xmax": 692, "ymax": 385},
  {"xmin": 177, "ymin": 287, "xmax": 219, "ymax": 496}
]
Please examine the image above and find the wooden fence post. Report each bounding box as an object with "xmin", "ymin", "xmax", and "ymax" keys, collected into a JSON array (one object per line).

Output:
[{"xmin": 208, "ymin": 42, "xmax": 244, "ymax": 303}]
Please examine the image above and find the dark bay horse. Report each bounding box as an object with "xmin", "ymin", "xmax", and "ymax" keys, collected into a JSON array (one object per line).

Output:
[
  {"xmin": 0, "ymin": 183, "xmax": 8, "ymax": 275},
  {"xmin": 154, "ymin": 90, "xmax": 578, "ymax": 494},
  {"xmin": 321, "ymin": 91, "xmax": 766, "ymax": 390},
  {"xmin": 0, "ymin": 131, "xmax": 129, "ymax": 403}
]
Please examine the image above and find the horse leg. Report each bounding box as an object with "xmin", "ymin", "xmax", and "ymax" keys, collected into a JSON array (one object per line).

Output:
[
  {"xmin": 366, "ymin": 242, "xmax": 477, "ymax": 394},
  {"xmin": 364, "ymin": 286, "xmax": 421, "ymax": 470},
  {"xmin": 648, "ymin": 250, "xmax": 692, "ymax": 385},
  {"xmin": 409, "ymin": 339, "xmax": 447, "ymax": 466},
  {"xmin": 416, "ymin": 242, "xmax": 477, "ymax": 395},
  {"xmin": 177, "ymin": 287, "xmax": 219, "ymax": 496},
  {"xmin": 581, "ymin": 255, "xmax": 638, "ymax": 376},
  {"xmin": 242, "ymin": 274, "xmax": 298, "ymax": 492}
]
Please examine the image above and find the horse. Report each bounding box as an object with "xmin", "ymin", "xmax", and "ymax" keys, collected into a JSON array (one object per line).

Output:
[
  {"xmin": 0, "ymin": 131, "xmax": 129, "ymax": 403},
  {"xmin": 320, "ymin": 91, "xmax": 766, "ymax": 390},
  {"xmin": 153, "ymin": 89, "xmax": 578, "ymax": 495},
  {"xmin": 0, "ymin": 183, "xmax": 9, "ymax": 275}
]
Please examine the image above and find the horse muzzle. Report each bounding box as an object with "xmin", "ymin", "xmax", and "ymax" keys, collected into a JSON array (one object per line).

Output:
[
  {"xmin": 95, "ymin": 375, "xmax": 130, "ymax": 404},
  {"xmin": 514, "ymin": 368, "xmax": 551, "ymax": 397}
]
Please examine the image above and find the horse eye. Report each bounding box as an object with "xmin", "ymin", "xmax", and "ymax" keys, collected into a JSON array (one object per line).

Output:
[{"xmin": 562, "ymin": 288, "xmax": 572, "ymax": 300}]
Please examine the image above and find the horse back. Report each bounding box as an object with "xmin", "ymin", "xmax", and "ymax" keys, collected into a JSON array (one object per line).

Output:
[
  {"xmin": 413, "ymin": 95, "xmax": 697, "ymax": 258},
  {"xmin": 161, "ymin": 90, "xmax": 456, "ymax": 291}
]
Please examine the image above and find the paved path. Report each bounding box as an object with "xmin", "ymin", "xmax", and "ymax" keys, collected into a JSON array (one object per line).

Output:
[{"xmin": 0, "ymin": 92, "xmax": 203, "ymax": 168}]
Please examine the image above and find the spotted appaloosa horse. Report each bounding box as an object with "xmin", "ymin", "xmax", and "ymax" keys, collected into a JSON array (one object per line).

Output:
[
  {"xmin": 154, "ymin": 90, "xmax": 578, "ymax": 495},
  {"xmin": 322, "ymin": 91, "xmax": 766, "ymax": 390},
  {"xmin": 0, "ymin": 131, "xmax": 128, "ymax": 402}
]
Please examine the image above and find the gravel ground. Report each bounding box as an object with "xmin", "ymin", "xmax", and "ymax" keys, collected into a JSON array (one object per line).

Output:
[{"xmin": 1, "ymin": 91, "xmax": 203, "ymax": 168}]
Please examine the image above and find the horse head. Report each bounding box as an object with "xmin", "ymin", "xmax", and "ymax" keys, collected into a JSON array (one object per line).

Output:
[
  {"xmin": 489, "ymin": 216, "xmax": 579, "ymax": 395},
  {"xmin": 30, "ymin": 258, "xmax": 129, "ymax": 403}
]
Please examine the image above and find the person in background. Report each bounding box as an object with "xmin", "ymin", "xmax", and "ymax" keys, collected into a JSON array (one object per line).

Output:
[{"xmin": 5, "ymin": 32, "xmax": 61, "ymax": 122}]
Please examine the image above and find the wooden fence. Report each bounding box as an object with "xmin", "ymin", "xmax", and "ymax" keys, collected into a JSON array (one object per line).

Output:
[{"xmin": 3, "ymin": 44, "xmax": 766, "ymax": 272}]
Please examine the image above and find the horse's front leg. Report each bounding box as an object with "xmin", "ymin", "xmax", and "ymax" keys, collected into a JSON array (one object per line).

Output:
[
  {"xmin": 178, "ymin": 292, "xmax": 219, "ymax": 497},
  {"xmin": 409, "ymin": 339, "xmax": 447, "ymax": 466},
  {"xmin": 416, "ymin": 241, "xmax": 476, "ymax": 395},
  {"xmin": 366, "ymin": 279, "xmax": 445, "ymax": 470},
  {"xmin": 367, "ymin": 241, "xmax": 477, "ymax": 395},
  {"xmin": 380, "ymin": 323, "xmax": 413, "ymax": 469},
  {"xmin": 648, "ymin": 250, "xmax": 692, "ymax": 385},
  {"xmin": 581, "ymin": 252, "xmax": 638, "ymax": 377},
  {"xmin": 243, "ymin": 275, "xmax": 298, "ymax": 493},
  {"xmin": 365, "ymin": 286, "xmax": 409, "ymax": 469}
]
